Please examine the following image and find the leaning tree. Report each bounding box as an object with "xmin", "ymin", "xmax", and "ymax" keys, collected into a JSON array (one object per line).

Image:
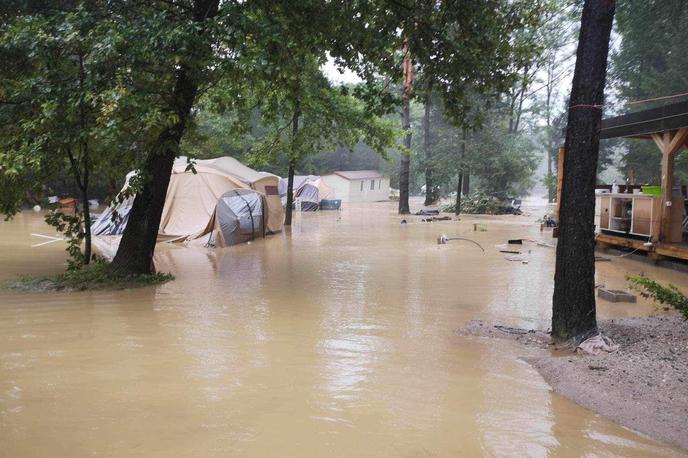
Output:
[{"xmin": 552, "ymin": 0, "xmax": 616, "ymax": 341}]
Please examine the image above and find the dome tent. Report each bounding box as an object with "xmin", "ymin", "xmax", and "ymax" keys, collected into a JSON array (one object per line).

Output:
[
  {"xmin": 206, "ymin": 189, "xmax": 267, "ymax": 247},
  {"xmin": 278, "ymin": 175, "xmax": 334, "ymax": 211}
]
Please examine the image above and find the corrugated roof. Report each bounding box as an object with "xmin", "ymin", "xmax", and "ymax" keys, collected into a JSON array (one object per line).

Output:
[{"xmin": 332, "ymin": 170, "xmax": 383, "ymax": 180}]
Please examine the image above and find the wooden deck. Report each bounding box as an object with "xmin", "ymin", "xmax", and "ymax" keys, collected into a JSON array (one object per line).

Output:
[{"xmin": 596, "ymin": 232, "xmax": 688, "ymax": 261}]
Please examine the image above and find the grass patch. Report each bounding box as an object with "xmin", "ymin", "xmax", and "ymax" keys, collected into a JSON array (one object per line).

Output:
[{"xmin": 7, "ymin": 261, "xmax": 173, "ymax": 292}]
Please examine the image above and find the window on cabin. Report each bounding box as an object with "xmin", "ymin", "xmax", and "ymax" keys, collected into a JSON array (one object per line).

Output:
[
  {"xmin": 379, "ymin": 179, "xmax": 381, "ymax": 189},
  {"xmin": 360, "ymin": 180, "xmax": 364, "ymax": 191},
  {"xmin": 370, "ymin": 180, "xmax": 375, "ymax": 190}
]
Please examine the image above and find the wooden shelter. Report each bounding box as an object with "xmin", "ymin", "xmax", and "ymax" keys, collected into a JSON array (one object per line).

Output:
[{"xmin": 594, "ymin": 101, "xmax": 688, "ymax": 260}]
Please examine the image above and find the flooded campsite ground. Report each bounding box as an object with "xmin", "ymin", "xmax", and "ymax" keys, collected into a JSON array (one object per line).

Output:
[{"xmin": 1, "ymin": 201, "xmax": 687, "ymax": 457}]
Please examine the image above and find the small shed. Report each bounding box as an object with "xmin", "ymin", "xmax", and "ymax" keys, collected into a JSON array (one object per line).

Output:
[
  {"xmin": 321, "ymin": 171, "xmax": 390, "ymax": 203},
  {"xmin": 595, "ymin": 100, "xmax": 688, "ymax": 260}
]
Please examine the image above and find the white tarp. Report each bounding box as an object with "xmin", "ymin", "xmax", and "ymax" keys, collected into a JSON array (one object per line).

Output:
[
  {"xmin": 209, "ymin": 189, "xmax": 266, "ymax": 247},
  {"xmin": 278, "ymin": 175, "xmax": 334, "ymax": 211}
]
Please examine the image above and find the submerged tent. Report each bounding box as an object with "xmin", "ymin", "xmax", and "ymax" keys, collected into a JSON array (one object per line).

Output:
[
  {"xmin": 206, "ymin": 189, "xmax": 266, "ymax": 247},
  {"xmin": 92, "ymin": 156, "xmax": 284, "ymax": 243},
  {"xmin": 278, "ymin": 175, "xmax": 334, "ymax": 211},
  {"xmin": 178, "ymin": 157, "xmax": 283, "ymax": 234}
]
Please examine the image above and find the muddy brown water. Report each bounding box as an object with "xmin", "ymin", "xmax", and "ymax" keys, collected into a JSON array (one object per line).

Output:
[{"xmin": 1, "ymin": 203, "xmax": 687, "ymax": 457}]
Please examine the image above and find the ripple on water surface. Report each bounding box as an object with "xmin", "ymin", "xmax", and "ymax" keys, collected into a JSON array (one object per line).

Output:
[{"xmin": 0, "ymin": 205, "xmax": 686, "ymax": 457}]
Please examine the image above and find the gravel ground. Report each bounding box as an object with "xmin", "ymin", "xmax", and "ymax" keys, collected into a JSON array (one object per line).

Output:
[{"xmin": 460, "ymin": 315, "xmax": 688, "ymax": 451}]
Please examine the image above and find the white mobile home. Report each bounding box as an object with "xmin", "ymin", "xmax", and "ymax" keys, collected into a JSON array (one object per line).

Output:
[{"xmin": 321, "ymin": 171, "xmax": 390, "ymax": 203}]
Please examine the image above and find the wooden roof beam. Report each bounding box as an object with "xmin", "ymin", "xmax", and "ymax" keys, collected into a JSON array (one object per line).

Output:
[{"xmin": 600, "ymin": 100, "xmax": 688, "ymax": 140}]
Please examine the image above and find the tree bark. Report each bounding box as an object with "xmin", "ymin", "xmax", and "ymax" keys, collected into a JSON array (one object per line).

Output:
[
  {"xmin": 110, "ymin": 0, "xmax": 219, "ymax": 275},
  {"xmin": 552, "ymin": 0, "xmax": 615, "ymax": 341},
  {"xmin": 76, "ymin": 51, "xmax": 91, "ymax": 265},
  {"xmin": 455, "ymin": 173, "xmax": 462, "ymax": 216},
  {"xmin": 547, "ymin": 148, "xmax": 555, "ymax": 203},
  {"xmin": 399, "ymin": 95, "xmax": 411, "ymax": 214},
  {"xmin": 455, "ymin": 129, "xmax": 467, "ymax": 215},
  {"xmin": 398, "ymin": 44, "xmax": 412, "ymax": 215},
  {"xmin": 81, "ymin": 167, "xmax": 92, "ymax": 264},
  {"xmin": 462, "ymin": 168, "xmax": 470, "ymax": 196},
  {"xmin": 461, "ymin": 130, "xmax": 469, "ymax": 197},
  {"xmin": 423, "ymin": 93, "xmax": 433, "ymax": 206},
  {"xmin": 545, "ymin": 58, "xmax": 556, "ymax": 204},
  {"xmin": 284, "ymin": 103, "xmax": 300, "ymax": 227},
  {"xmin": 285, "ymin": 159, "xmax": 296, "ymax": 226}
]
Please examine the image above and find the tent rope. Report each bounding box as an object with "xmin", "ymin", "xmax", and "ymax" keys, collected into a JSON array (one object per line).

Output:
[{"xmin": 234, "ymin": 190, "xmax": 256, "ymax": 240}]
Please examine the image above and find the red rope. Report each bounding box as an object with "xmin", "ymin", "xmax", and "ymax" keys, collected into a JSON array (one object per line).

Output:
[
  {"xmin": 627, "ymin": 91, "xmax": 688, "ymax": 106},
  {"xmin": 569, "ymin": 103, "xmax": 604, "ymax": 109},
  {"xmin": 569, "ymin": 91, "xmax": 688, "ymax": 111}
]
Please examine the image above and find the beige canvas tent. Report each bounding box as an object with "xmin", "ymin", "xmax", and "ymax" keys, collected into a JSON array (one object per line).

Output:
[
  {"xmin": 92, "ymin": 156, "xmax": 284, "ymax": 243},
  {"xmin": 162, "ymin": 157, "xmax": 283, "ymax": 237}
]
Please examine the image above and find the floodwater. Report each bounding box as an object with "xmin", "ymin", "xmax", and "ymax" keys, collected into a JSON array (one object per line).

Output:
[{"xmin": 1, "ymin": 202, "xmax": 687, "ymax": 457}]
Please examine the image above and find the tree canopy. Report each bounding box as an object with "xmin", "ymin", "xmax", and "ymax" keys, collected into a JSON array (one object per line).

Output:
[
  {"xmin": 611, "ymin": 0, "xmax": 688, "ymax": 184},
  {"xmin": 2, "ymin": 0, "xmax": 563, "ymax": 272}
]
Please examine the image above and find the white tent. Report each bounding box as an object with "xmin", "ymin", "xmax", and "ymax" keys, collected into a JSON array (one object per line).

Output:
[{"xmin": 92, "ymin": 156, "xmax": 284, "ymax": 243}]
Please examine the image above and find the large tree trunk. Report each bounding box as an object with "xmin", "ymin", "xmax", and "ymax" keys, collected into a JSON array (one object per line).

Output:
[
  {"xmin": 399, "ymin": 95, "xmax": 411, "ymax": 214},
  {"xmin": 398, "ymin": 45, "xmax": 413, "ymax": 215},
  {"xmin": 552, "ymin": 0, "xmax": 615, "ymax": 341},
  {"xmin": 110, "ymin": 0, "xmax": 219, "ymax": 275},
  {"xmin": 423, "ymin": 94, "xmax": 433, "ymax": 206}
]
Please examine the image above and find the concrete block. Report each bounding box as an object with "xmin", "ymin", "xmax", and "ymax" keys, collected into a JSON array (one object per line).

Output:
[{"xmin": 597, "ymin": 288, "xmax": 637, "ymax": 303}]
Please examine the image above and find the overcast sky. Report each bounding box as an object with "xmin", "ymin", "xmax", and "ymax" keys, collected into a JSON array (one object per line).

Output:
[{"xmin": 322, "ymin": 56, "xmax": 362, "ymax": 85}]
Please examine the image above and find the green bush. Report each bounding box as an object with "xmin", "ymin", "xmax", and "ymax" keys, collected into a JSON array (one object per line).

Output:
[
  {"xmin": 442, "ymin": 191, "xmax": 517, "ymax": 215},
  {"xmin": 626, "ymin": 275, "xmax": 688, "ymax": 319}
]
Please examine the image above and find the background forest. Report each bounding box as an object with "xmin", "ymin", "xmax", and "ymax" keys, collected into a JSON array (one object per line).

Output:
[
  {"xmin": 181, "ymin": 0, "xmax": 688, "ymax": 205},
  {"xmin": 3, "ymin": 0, "xmax": 687, "ymax": 208}
]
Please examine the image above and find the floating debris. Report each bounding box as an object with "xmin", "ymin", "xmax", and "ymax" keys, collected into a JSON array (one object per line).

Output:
[
  {"xmin": 598, "ymin": 288, "xmax": 636, "ymax": 303},
  {"xmin": 437, "ymin": 234, "xmax": 485, "ymax": 251}
]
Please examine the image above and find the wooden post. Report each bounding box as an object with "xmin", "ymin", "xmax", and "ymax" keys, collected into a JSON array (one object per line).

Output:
[
  {"xmin": 653, "ymin": 128, "xmax": 688, "ymax": 243},
  {"xmin": 661, "ymin": 143, "xmax": 674, "ymax": 242}
]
